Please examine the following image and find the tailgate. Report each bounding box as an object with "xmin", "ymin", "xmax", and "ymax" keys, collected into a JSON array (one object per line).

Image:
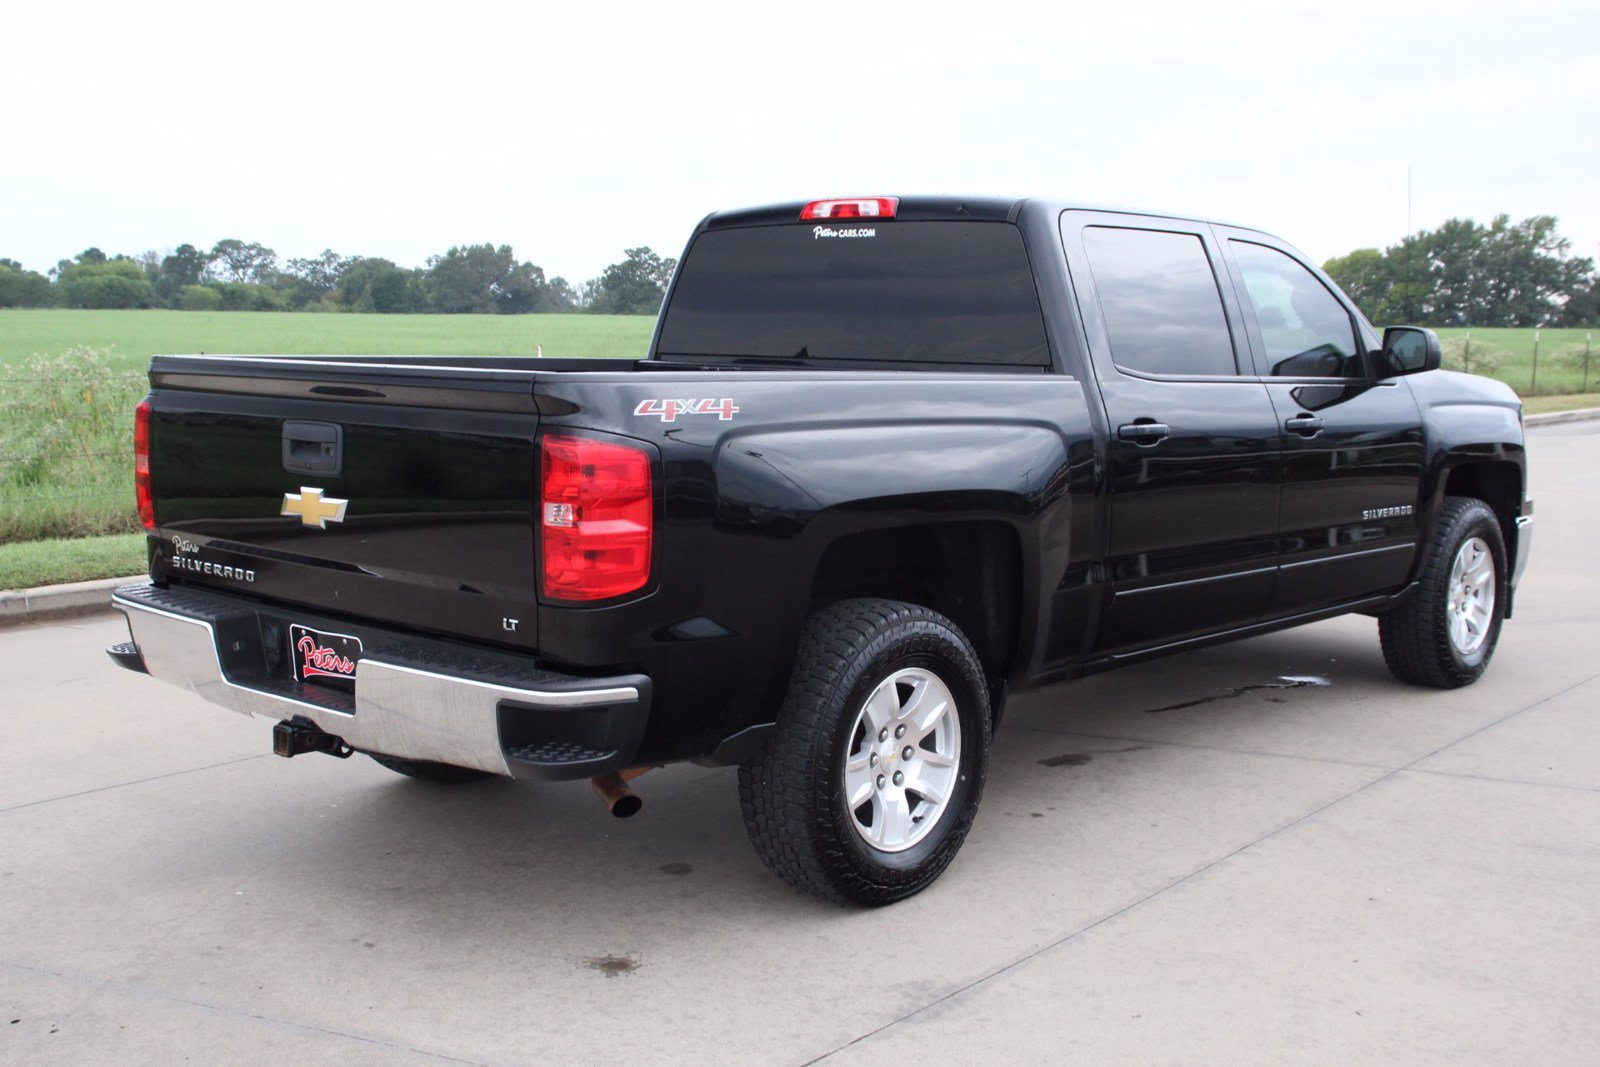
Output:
[{"xmin": 145, "ymin": 356, "xmax": 541, "ymax": 651}]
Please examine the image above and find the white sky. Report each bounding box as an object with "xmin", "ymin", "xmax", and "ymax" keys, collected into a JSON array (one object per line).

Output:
[{"xmin": 3, "ymin": 0, "xmax": 1597, "ymax": 282}]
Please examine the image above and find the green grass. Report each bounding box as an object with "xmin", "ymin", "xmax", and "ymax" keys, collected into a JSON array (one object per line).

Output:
[
  {"xmin": 0, "ymin": 311, "xmax": 657, "ymax": 548},
  {"xmin": 0, "ymin": 532, "xmax": 145, "ymax": 590},
  {"xmin": 1434, "ymin": 327, "xmax": 1599, "ymax": 395},
  {"xmin": 1523, "ymin": 392, "xmax": 1600, "ymax": 415},
  {"xmin": 0, "ymin": 309, "xmax": 657, "ymax": 373}
]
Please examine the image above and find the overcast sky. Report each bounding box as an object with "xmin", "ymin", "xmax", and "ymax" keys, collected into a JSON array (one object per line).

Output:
[{"xmin": 4, "ymin": 0, "xmax": 1597, "ymax": 282}]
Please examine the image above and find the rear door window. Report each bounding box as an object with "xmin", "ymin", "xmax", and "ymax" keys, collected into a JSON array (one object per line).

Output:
[
  {"xmin": 1081, "ymin": 226, "xmax": 1240, "ymax": 377},
  {"xmin": 656, "ymin": 222, "xmax": 1050, "ymax": 366}
]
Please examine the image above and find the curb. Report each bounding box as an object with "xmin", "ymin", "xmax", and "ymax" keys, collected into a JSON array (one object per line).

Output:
[
  {"xmin": 1525, "ymin": 406, "xmax": 1600, "ymax": 427},
  {"xmin": 0, "ymin": 575, "xmax": 141, "ymax": 627}
]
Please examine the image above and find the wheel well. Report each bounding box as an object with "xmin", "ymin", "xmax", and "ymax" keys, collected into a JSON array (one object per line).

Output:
[
  {"xmin": 809, "ymin": 521, "xmax": 1021, "ymax": 686},
  {"xmin": 1443, "ymin": 461, "xmax": 1521, "ymax": 557}
]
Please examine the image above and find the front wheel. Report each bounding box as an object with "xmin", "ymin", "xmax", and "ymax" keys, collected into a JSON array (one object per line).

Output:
[
  {"xmin": 739, "ymin": 598, "xmax": 991, "ymax": 906},
  {"xmin": 1380, "ymin": 496, "xmax": 1507, "ymax": 688}
]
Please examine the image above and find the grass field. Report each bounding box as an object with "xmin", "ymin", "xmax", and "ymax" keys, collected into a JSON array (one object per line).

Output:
[
  {"xmin": 0, "ymin": 309, "xmax": 657, "ymax": 372},
  {"xmin": 0, "ymin": 532, "xmax": 145, "ymax": 589},
  {"xmin": 1434, "ymin": 327, "xmax": 1599, "ymax": 394},
  {"xmin": 0, "ymin": 310, "xmax": 655, "ymax": 565}
]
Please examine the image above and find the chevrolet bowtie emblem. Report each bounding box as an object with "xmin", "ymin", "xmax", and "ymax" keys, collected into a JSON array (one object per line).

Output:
[{"xmin": 281, "ymin": 487, "xmax": 348, "ymax": 529}]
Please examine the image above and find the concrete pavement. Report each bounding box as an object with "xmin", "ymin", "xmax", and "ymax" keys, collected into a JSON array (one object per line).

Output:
[{"xmin": 2, "ymin": 423, "xmax": 1596, "ymax": 1065}]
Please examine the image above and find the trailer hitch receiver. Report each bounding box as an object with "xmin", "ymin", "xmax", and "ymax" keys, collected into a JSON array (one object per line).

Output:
[{"xmin": 273, "ymin": 716, "xmax": 354, "ymax": 759}]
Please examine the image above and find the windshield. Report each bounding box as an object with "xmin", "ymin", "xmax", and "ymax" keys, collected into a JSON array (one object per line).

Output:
[{"xmin": 656, "ymin": 221, "xmax": 1050, "ymax": 366}]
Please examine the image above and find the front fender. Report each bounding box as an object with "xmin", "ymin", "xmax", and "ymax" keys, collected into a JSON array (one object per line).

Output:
[{"xmin": 1409, "ymin": 370, "xmax": 1528, "ymax": 581}]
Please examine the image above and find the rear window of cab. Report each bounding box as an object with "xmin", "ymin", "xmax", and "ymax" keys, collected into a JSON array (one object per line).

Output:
[{"xmin": 656, "ymin": 222, "xmax": 1050, "ymax": 367}]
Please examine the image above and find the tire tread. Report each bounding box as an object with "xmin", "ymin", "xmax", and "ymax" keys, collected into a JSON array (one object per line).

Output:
[
  {"xmin": 1379, "ymin": 496, "xmax": 1505, "ymax": 689},
  {"xmin": 738, "ymin": 598, "xmax": 990, "ymax": 906}
]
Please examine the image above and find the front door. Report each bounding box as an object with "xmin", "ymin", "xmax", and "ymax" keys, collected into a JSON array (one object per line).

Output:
[
  {"xmin": 1061, "ymin": 213, "xmax": 1282, "ymax": 654},
  {"xmin": 1216, "ymin": 233, "xmax": 1425, "ymax": 614}
]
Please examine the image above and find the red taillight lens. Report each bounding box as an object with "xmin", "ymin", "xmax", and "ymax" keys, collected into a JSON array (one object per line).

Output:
[
  {"xmin": 540, "ymin": 434, "xmax": 653, "ymax": 601},
  {"xmin": 134, "ymin": 399, "xmax": 155, "ymax": 531},
  {"xmin": 800, "ymin": 197, "xmax": 898, "ymax": 220}
]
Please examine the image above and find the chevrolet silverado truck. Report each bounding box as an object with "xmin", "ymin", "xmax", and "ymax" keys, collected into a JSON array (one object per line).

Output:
[{"xmin": 108, "ymin": 196, "xmax": 1532, "ymax": 905}]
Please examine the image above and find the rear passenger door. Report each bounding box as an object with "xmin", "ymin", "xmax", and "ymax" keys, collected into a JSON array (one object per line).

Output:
[
  {"xmin": 1060, "ymin": 212, "xmax": 1281, "ymax": 654},
  {"xmin": 1215, "ymin": 231, "xmax": 1424, "ymax": 613}
]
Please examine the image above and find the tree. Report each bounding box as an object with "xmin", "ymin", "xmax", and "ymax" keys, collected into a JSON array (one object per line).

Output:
[
  {"xmin": 178, "ymin": 284, "xmax": 223, "ymax": 311},
  {"xmin": 212, "ymin": 282, "xmax": 285, "ymax": 311},
  {"xmin": 207, "ymin": 239, "xmax": 278, "ymax": 285},
  {"xmin": 157, "ymin": 244, "xmax": 211, "ymax": 304},
  {"xmin": 56, "ymin": 259, "xmax": 155, "ymax": 308},
  {"xmin": 0, "ymin": 264, "xmax": 56, "ymax": 307},
  {"xmin": 1323, "ymin": 215, "xmax": 1596, "ymax": 327},
  {"xmin": 337, "ymin": 258, "xmax": 422, "ymax": 313},
  {"xmin": 584, "ymin": 247, "xmax": 676, "ymax": 314},
  {"xmin": 284, "ymin": 249, "xmax": 353, "ymax": 297},
  {"xmin": 424, "ymin": 244, "xmax": 552, "ymax": 313},
  {"xmin": 1322, "ymin": 248, "xmax": 1397, "ymax": 322},
  {"xmin": 546, "ymin": 275, "xmax": 579, "ymax": 312},
  {"xmin": 1559, "ymin": 276, "xmax": 1600, "ymax": 327}
]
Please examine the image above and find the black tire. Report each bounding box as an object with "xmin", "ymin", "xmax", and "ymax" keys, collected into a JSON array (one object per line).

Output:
[
  {"xmin": 739, "ymin": 598, "xmax": 992, "ymax": 906},
  {"xmin": 1380, "ymin": 496, "xmax": 1507, "ymax": 689},
  {"xmin": 368, "ymin": 753, "xmax": 492, "ymax": 784}
]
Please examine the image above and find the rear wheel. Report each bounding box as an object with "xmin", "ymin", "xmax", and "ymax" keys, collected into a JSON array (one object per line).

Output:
[
  {"xmin": 739, "ymin": 598, "xmax": 991, "ymax": 906},
  {"xmin": 1380, "ymin": 496, "xmax": 1507, "ymax": 688},
  {"xmin": 368, "ymin": 753, "xmax": 492, "ymax": 784}
]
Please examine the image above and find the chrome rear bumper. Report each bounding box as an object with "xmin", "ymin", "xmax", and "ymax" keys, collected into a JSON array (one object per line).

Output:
[{"xmin": 110, "ymin": 583, "xmax": 649, "ymax": 779}]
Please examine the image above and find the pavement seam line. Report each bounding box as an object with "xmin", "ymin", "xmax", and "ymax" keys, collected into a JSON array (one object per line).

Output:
[
  {"xmin": 1401, "ymin": 765, "xmax": 1600, "ymax": 795},
  {"xmin": 0, "ymin": 754, "xmax": 270, "ymax": 816},
  {"xmin": 804, "ymin": 667, "xmax": 1600, "ymax": 1065},
  {"xmin": 0, "ymin": 959, "xmax": 489, "ymax": 1065}
]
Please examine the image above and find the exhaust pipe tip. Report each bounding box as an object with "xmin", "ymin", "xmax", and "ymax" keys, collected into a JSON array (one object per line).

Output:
[{"xmin": 591, "ymin": 773, "xmax": 643, "ymax": 818}]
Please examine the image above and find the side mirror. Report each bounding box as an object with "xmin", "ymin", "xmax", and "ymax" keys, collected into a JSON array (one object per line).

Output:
[{"xmin": 1380, "ymin": 326, "xmax": 1441, "ymax": 377}]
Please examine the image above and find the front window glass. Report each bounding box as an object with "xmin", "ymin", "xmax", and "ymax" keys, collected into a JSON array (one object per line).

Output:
[{"xmin": 1231, "ymin": 241, "xmax": 1363, "ymax": 378}]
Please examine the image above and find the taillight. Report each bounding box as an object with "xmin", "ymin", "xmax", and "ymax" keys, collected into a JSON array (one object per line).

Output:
[
  {"xmin": 540, "ymin": 434, "xmax": 653, "ymax": 601},
  {"xmin": 799, "ymin": 197, "xmax": 898, "ymax": 220},
  {"xmin": 134, "ymin": 399, "xmax": 155, "ymax": 531}
]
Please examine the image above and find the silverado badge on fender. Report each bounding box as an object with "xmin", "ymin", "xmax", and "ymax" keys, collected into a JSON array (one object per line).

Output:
[{"xmin": 281, "ymin": 487, "xmax": 348, "ymax": 529}]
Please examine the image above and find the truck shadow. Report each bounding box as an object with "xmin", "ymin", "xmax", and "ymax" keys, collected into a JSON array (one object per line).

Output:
[{"xmin": 266, "ymin": 618, "xmax": 1390, "ymax": 928}]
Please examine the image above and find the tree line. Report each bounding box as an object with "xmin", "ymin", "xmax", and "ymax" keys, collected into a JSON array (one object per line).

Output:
[
  {"xmin": 0, "ymin": 241, "xmax": 677, "ymax": 315},
  {"xmin": 5, "ymin": 214, "xmax": 1596, "ymax": 326},
  {"xmin": 1322, "ymin": 214, "xmax": 1597, "ymax": 328}
]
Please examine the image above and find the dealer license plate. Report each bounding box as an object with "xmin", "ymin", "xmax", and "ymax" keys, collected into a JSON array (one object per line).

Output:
[{"xmin": 289, "ymin": 624, "xmax": 363, "ymax": 691}]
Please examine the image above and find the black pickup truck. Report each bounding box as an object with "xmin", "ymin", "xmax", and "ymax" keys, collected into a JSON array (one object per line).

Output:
[{"xmin": 109, "ymin": 196, "xmax": 1532, "ymax": 905}]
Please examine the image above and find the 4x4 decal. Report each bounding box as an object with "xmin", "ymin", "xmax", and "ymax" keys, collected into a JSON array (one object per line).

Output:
[{"xmin": 633, "ymin": 398, "xmax": 740, "ymax": 422}]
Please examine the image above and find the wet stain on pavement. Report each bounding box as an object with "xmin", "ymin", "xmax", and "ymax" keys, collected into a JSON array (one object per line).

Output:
[
  {"xmin": 584, "ymin": 954, "xmax": 640, "ymax": 978},
  {"xmin": 1142, "ymin": 676, "xmax": 1331, "ymax": 714},
  {"xmin": 659, "ymin": 862, "xmax": 693, "ymax": 876},
  {"xmin": 1039, "ymin": 744, "xmax": 1147, "ymax": 767}
]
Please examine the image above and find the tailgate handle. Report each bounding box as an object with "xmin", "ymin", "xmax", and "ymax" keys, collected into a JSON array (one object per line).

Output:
[{"xmin": 282, "ymin": 421, "xmax": 343, "ymax": 476}]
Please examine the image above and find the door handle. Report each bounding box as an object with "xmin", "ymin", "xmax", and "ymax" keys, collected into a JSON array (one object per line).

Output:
[
  {"xmin": 1118, "ymin": 421, "xmax": 1170, "ymax": 445},
  {"xmin": 1285, "ymin": 415, "xmax": 1325, "ymax": 436}
]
